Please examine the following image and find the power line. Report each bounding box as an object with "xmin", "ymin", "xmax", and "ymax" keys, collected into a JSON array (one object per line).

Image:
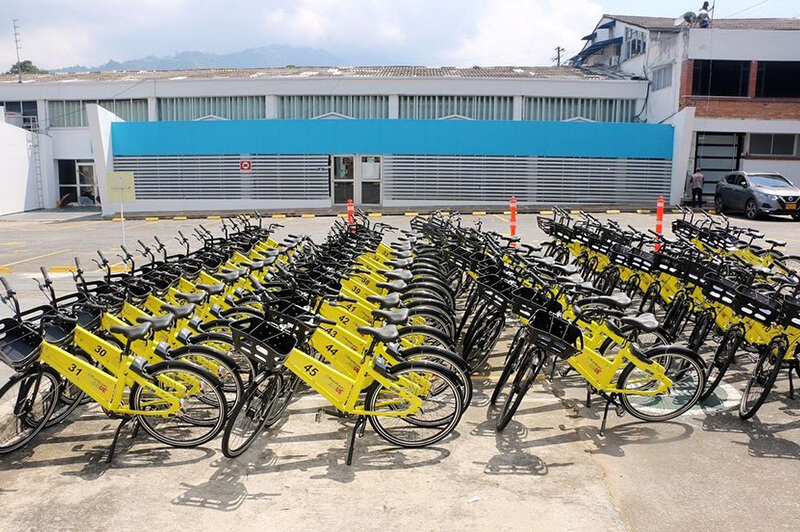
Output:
[
  {"xmin": 726, "ymin": 0, "xmax": 772, "ymax": 17},
  {"xmin": 552, "ymin": 46, "xmax": 565, "ymax": 67},
  {"xmin": 13, "ymin": 19, "xmax": 22, "ymax": 84}
]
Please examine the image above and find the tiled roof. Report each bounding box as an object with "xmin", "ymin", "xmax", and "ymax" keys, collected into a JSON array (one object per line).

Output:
[
  {"xmin": 0, "ymin": 65, "xmax": 617, "ymax": 84},
  {"xmin": 606, "ymin": 14, "xmax": 800, "ymax": 31}
]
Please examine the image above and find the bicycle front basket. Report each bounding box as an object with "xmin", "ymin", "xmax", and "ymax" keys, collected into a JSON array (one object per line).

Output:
[
  {"xmin": 736, "ymin": 286, "xmax": 782, "ymax": 326},
  {"xmin": 511, "ymin": 286, "xmax": 562, "ymax": 321},
  {"xmin": 230, "ymin": 317, "xmax": 296, "ymax": 369},
  {"xmin": 537, "ymin": 216, "xmax": 554, "ymax": 236},
  {"xmin": 0, "ymin": 318, "xmax": 41, "ymax": 371},
  {"xmin": 779, "ymin": 295, "xmax": 800, "ymax": 329},
  {"xmin": 702, "ymin": 273, "xmax": 739, "ymax": 307},
  {"xmin": 528, "ymin": 310, "xmax": 583, "ymax": 360}
]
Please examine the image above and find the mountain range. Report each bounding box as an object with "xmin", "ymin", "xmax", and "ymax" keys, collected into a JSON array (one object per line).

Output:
[{"xmin": 52, "ymin": 45, "xmax": 341, "ymax": 72}]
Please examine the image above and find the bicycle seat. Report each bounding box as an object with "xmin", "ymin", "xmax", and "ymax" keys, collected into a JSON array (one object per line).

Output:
[
  {"xmin": 385, "ymin": 258, "xmax": 413, "ymax": 268},
  {"xmin": 136, "ymin": 313, "xmax": 174, "ymax": 332},
  {"xmin": 214, "ymin": 270, "xmax": 241, "ymax": 284},
  {"xmin": 160, "ymin": 302, "xmax": 196, "ymax": 320},
  {"xmin": 765, "ymin": 238, "xmax": 786, "ymax": 247},
  {"xmin": 579, "ymin": 292, "xmax": 632, "ymax": 309},
  {"xmin": 240, "ymin": 260, "xmax": 265, "ymax": 271},
  {"xmin": 372, "ymin": 308, "xmax": 409, "ymax": 325},
  {"xmin": 366, "ymin": 293, "xmax": 402, "ymax": 309},
  {"xmin": 391, "ymin": 242, "xmax": 412, "ymax": 251},
  {"xmin": 377, "ymin": 280, "xmax": 407, "ymax": 293},
  {"xmin": 557, "ymin": 273, "xmax": 585, "ymax": 286},
  {"xmin": 620, "ymin": 313, "xmax": 659, "ymax": 333},
  {"xmin": 110, "ymin": 321, "xmax": 152, "ymax": 342},
  {"xmin": 392, "ymin": 250, "xmax": 413, "ymax": 259},
  {"xmin": 175, "ymin": 291, "xmax": 207, "ymax": 304},
  {"xmin": 357, "ymin": 324, "xmax": 400, "ymax": 344},
  {"xmin": 381, "ymin": 269, "xmax": 413, "ymax": 282},
  {"xmin": 261, "ymin": 249, "xmax": 281, "ymax": 258},
  {"xmin": 195, "ymin": 283, "xmax": 225, "ymax": 295}
]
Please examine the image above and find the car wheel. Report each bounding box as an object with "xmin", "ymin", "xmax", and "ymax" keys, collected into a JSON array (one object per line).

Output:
[
  {"xmin": 745, "ymin": 199, "xmax": 759, "ymax": 220},
  {"xmin": 714, "ymin": 195, "xmax": 725, "ymax": 213},
  {"xmin": 792, "ymin": 213, "xmax": 800, "ymax": 221}
]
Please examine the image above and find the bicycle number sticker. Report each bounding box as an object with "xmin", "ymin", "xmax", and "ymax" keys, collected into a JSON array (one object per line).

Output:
[
  {"xmin": 324, "ymin": 344, "xmax": 338, "ymax": 356},
  {"xmin": 94, "ymin": 345, "xmax": 108, "ymax": 358},
  {"xmin": 67, "ymin": 363, "xmax": 83, "ymax": 376},
  {"xmin": 303, "ymin": 364, "xmax": 319, "ymax": 376}
]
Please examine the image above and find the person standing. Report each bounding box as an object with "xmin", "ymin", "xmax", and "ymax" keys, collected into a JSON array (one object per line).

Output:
[
  {"xmin": 698, "ymin": 2, "xmax": 712, "ymax": 28},
  {"xmin": 691, "ymin": 168, "xmax": 704, "ymax": 208}
]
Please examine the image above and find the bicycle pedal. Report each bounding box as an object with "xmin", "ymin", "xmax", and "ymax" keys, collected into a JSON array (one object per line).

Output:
[
  {"xmin": 321, "ymin": 406, "xmax": 352, "ymax": 419},
  {"xmin": 315, "ymin": 409, "xmax": 323, "ymax": 423},
  {"xmin": 615, "ymin": 405, "xmax": 625, "ymax": 417}
]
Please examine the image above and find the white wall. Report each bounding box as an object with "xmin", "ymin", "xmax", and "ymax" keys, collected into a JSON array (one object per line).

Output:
[
  {"xmin": 49, "ymin": 128, "xmax": 93, "ymax": 160},
  {"xmin": 689, "ymin": 29, "xmax": 800, "ymax": 61},
  {"xmin": 667, "ymin": 107, "xmax": 696, "ymax": 205},
  {"xmin": 86, "ymin": 104, "xmax": 123, "ymax": 217},
  {"xmin": 741, "ymin": 159, "xmax": 800, "ymax": 186},
  {"xmin": 0, "ymin": 118, "xmax": 42, "ymax": 215}
]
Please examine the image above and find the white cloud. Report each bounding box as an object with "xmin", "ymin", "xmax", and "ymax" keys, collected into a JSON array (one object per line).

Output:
[{"xmin": 445, "ymin": 0, "xmax": 603, "ymax": 65}]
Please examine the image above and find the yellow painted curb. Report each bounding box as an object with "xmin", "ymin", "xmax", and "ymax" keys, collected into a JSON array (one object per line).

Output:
[
  {"xmin": 540, "ymin": 210, "xmax": 554, "ymax": 215},
  {"xmin": 637, "ymin": 209, "xmax": 651, "ymax": 214},
  {"xmin": 301, "ymin": 214, "xmax": 316, "ymax": 218},
  {"xmin": 404, "ymin": 212, "xmax": 419, "ymax": 216},
  {"xmin": 503, "ymin": 210, "xmax": 512, "ymax": 215},
  {"xmin": 0, "ymin": 267, "xmax": 10, "ymax": 274},
  {"xmin": 112, "ymin": 217, "xmax": 123, "ymax": 221},
  {"xmin": 571, "ymin": 210, "xmax": 581, "ymax": 215},
  {"xmin": 472, "ymin": 211, "xmax": 487, "ymax": 216},
  {"xmin": 606, "ymin": 209, "xmax": 621, "ymax": 214},
  {"xmin": 144, "ymin": 217, "xmax": 159, "ymax": 221},
  {"xmin": 271, "ymin": 214, "xmax": 287, "ymax": 219},
  {"xmin": 708, "ymin": 209, "xmax": 717, "ymax": 215},
  {"xmin": 337, "ymin": 213, "xmax": 348, "ymax": 218},
  {"xmin": 50, "ymin": 266, "xmax": 77, "ymax": 273},
  {"xmin": 207, "ymin": 215, "xmax": 221, "ymax": 220},
  {"xmin": 173, "ymin": 216, "xmax": 187, "ymax": 220},
  {"xmin": 368, "ymin": 213, "xmax": 382, "ymax": 217},
  {"xmin": 441, "ymin": 212, "xmax": 450, "ymax": 216},
  {"xmin": 672, "ymin": 209, "xmax": 682, "ymax": 214}
]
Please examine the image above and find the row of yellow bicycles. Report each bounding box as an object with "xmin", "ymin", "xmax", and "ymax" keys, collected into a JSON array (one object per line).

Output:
[{"xmin": 0, "ymin": 212, "xmax": 466, "ymax": 465}]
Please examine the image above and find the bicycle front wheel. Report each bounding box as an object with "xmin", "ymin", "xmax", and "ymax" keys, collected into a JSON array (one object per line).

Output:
[
  {"xmin": 0, "ymin": 366, "xmax": 60, "ymax": 454},
  {"xmin": 367, "ymin": 361, "xmax": 463, "ymax": 448},
  {"xmin": 131, "ymin": 360, "xmax": 228, "ymax": 448},
  {"xmin": 222, "ymin": 372, "xmax": 281, "ymax": 457},
  {"xmin": 618, "ymin": 351, "xmax": 704, "ymax": 422},
  {"xmin": 739, "ymin": 339, "xmax": 786, "ymax": 420},
  {"xmin": 495, "ymin": 347, "xmax": 546, "ymax": 432}
]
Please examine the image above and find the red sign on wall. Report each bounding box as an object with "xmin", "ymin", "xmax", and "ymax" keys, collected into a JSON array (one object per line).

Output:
[{"xmin": 239, "ymin": 160, "xmax": 252, "ymax": 172}]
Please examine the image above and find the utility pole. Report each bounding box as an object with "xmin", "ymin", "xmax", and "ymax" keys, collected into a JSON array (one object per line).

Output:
[
  {"xmin": 13, "ymin": 19, "xmax": 22, "ymax": 83},
  {"xmin": 553, "ymin": 46, "xmax": 565, "ymax": 67}
]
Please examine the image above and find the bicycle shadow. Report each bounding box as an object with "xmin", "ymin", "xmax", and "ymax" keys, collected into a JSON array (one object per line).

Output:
[
  {"xmin": 701, "ymin": 410, "xmax": 800, "ymax": 460},
  {"xmin": 0, "ymin": 406, "xmax": 215, "ymax": 480}
]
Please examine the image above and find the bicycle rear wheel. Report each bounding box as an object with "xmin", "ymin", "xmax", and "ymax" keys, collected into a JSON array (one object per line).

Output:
[
  {"xmin": 367, "ymin": 361, "xmax": 463, "ymax": 448},
  {"xmin": 618, "ymin": 351, "xmax": 704, "ymax": 421},
  {"xmin": 701, "ymin": 326, "xmax": 742, "ymax": 402},
  {"xmin": 131, "ymin": 360, "xmax": 227, "ymax": 448},
  {"xmin": 0, "ymin": 366, "xmax": 60, "ymax": 454},
  {"xmin": 222, "ymin": 372, "xmax": 281, "ymax": 457},
  {"xmin": 739, "ymin": 338, "xmax": 786, "ymax": 420}
]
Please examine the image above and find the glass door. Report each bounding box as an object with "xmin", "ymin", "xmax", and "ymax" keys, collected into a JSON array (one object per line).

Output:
[
  {"xmin": 77, "ymin": 163, "xmax": 100, "ymax": 206},
  {"xmin": 359, "ymin": 155, "xmax": 381, "ymax": 205},
  {"xmin": 332, "ymin": 155, "xmax": 354, "ymax": 205}
]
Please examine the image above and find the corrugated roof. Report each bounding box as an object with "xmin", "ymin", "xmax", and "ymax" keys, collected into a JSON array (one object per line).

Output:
[
  {"xmin": 606, "ymin": 14, "xmax": 800, "ymax": 31},
  {"xmin": 0, "ymin": 65, "xmax": 619, "ymax": 84}
]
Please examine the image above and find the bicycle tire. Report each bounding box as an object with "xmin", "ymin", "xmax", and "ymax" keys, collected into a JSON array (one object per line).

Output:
[
  {"xmin": 739, "ymin": 338, "xmax": 786, "ymax": 420},
  {"xmin": 130, "ymin": 360, "xmax": 228, "ymax": 448},
  {"xmin": 222, "ymin": 372, "xmax": 281, "ymax": 457},
  {"xmin": 701, "ymin": 326, "xmax": 742, "ymax": 402},
  {"xmin": 496, "ymin": 348, "xmax": 546, "ymax": 432},
  {"xmin": 0, "ymin": 366, "xmax": 60, "ymax": 454},
  {"xmin": 397, "ymin": 345, "xmax": 473, "ymax": 409},
  {"xmin": 366, "ymin": 361, "xmax": 463, "ymax": 448}
]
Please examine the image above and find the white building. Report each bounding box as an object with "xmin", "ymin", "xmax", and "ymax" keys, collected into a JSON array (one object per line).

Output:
[{"xmin": 576, "ymin": 14, "xmax": 800, "ymax": 202}]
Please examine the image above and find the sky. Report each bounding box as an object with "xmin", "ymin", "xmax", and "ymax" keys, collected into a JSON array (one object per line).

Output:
[{"xmin": 1, "ymin": 0, "xmax": 799, "ymax": 69}]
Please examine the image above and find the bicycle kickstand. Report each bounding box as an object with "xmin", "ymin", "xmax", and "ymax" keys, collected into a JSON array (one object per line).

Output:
[
  {"xmin": 346, "ymin": 416, "xmax": 367, "ymax": 466},
  {"xmin": 107, "ymin": 416, "xmax": 133, "ymax": 463},
  {"xmin": 789, "ymin": 364, "xmax": 796, "ymax": 400},
  {"xmin": 599, "ymin": 399, "xmax": 612, "ymax": 437}
]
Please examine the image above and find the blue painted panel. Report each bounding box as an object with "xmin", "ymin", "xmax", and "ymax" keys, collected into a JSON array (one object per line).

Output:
[{"xmin": 112, "ymin": 119, "xmax": 673, "ymax": 159}]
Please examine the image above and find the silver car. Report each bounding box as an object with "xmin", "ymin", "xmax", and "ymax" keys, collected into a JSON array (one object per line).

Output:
[{"xmin": 714, "ymin": 171, "xmax": 800, "ymax": 220}]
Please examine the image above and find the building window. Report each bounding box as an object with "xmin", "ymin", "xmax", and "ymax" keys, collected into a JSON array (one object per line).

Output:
[
  {"xmin": 1, "ymin": 100, "xmax": 38, "ymax": 129},
  {"xmin": 756, "ymin": 62, "xmax": 800, "ymax": 98},
  {"xmin": 691, "ymin": 60, "xmax": 750, "ymax": 97},
  {"xmin": 622, "ymin": 27, "xmax": 646, "ymax": 60},
  {"xmin": 651, "ymin": 65, "xmax": 673, "ymax": 91},
  {"xmin": 158, "ymin": 96, "xmax": 265, "ymax": 121},
  {"xmin": 277, "ymin": 95, "xmax": 388, "ymax": 119},
  {"xmin": 48, "ymin": 99, "xmax": 148, "ymax": 127},
  {"xmin": 399, "ymin": 95, "xmax": 513, "ymax": 120},
  {"xmin": 523, "ymin": 97, "xmax": 637, "ymax": 122},
  {"xmin": 749, "ymin": 134, "xmax": 797, "ymax": 157}
]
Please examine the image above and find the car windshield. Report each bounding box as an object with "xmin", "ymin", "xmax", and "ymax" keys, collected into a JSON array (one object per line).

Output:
[{"xmin": 749, "ymin": 174, "xmax": 793, "ymax": 188}]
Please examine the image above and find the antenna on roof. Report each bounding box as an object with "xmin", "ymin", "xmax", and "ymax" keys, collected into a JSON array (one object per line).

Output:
[{"xmin": 12, "ymin": 19, "xmax": 23, "ymax": 83}]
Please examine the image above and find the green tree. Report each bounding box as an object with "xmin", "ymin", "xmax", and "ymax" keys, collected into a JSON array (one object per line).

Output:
[{"xmin": 7, "ymin": 60, "xmax": 48, "ymax": 75}]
